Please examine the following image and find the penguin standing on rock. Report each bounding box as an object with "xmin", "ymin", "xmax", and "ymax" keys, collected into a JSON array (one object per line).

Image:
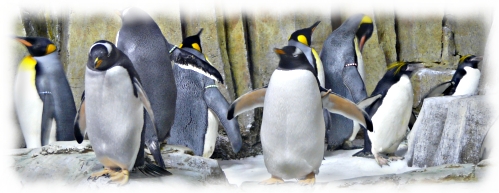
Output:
[
  {"xmin": 14, "ymin": 36, "xmax": 76, "ymax": 148},
  {"xmin": 83, "ymin": 40, "xmax": 170, "ymax": 185},
  {"xmin": 167, "ymin": 29, "xmax": 242, "ymax": 158},
  {"xmin": 227, "ymin": 46, "xmax": 373, "ymax": 185},
  {"xmin": 354, "ymin": 62, "xmax": 425, "ymax": 166},
  {"xmin": 423, "ymin": 55, "xmax": 483, "ymax": 98},
  {"xmin": 320, "ymin": 14, "xmax": 374, "ymax": 150},
  {"xmin": 116, "ymin": 7, "xmax": 176, "ymax": 169}
]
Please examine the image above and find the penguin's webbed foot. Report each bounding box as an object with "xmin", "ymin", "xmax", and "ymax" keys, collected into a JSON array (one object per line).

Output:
[
  {"xmin": 374, "ymin": 154, "xmax": 390, "ymax": 167},
  {"xmin": 388, "ymin": 155, "xmax": 404, "ymax": 162},
  {"xmin": 259, "ymin": 175, "xmax": 284, "ymax": 185},
  {"xmin": 107, "ymin": 169, "xmax": 129, "ymax": 186},
  {"xmin": 297, "ymin": 172, "xmax": 316, "ymax": 186},
  {"xmin": 352, "ymin": 149, "xmax": 374, "ymax": 158},
  {"xmin": 88, "ymin": 168, "xmax": 111, "ymax": 181}
]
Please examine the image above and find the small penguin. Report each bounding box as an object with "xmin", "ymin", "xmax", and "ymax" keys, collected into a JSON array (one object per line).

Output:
[
  {"xmin": 14, "ymin": 36, "xmax": 76, "ymax": 148},
  {"xmin": 354, "ymin": 62, "xmax": 424, "ymax": 166},
  {"xmin": 423, "ymin": 55, "xmax": 483, "ymax": 98},
  {"xmin": 287, "ymin": 21, "xmax": 325, "ymax": 87},
  {"xmin": 83, "ymin": 40, "xmax": 170, "ymax": 185},
  {"xmin": 167, "ymin": 29, "xmax": 242, "ymax": 158},
  {"xmin": 116, "ymin": 7, "xmax": 176, "ymax": 169},
  {"xmin": 320, "ymin": 14, "xmax": 374, "ymax": 150},
  {"xmin": 227, "ymin": 46, "xmax": 373, "ymax": 185}
]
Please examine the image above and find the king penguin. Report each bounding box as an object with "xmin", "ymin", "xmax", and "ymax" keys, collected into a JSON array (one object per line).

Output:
[
  {"xmin": 354, "ymin": 62, "xmax": 424, "ymax": 166},
  {"xmin": 227, "ymin": 46, "xmax": 373, "ymax": 185},
  {"xmin": 116, "ymin": 7, "xmax": 176, "ymax": 169},
  {"xmin": 320, "ymin": 14, "xmax": 374, "ymax": 150},
  {"xmin": 14, "ymin": 36, "xmax": 76, "ymax": 148},
  {"xmin": 84, "ymin": 40, "xmax": 170, "ymax": 185},
  {"xmin": 167, "ymin": 29, "xmax": 242, "ymax": 158},
  {"xmin": 423, "ymin": 55, "xmax": 483, "ymax": 98}
]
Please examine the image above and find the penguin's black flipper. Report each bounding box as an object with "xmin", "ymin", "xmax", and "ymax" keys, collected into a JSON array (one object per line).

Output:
[
  {"xmin": 408, "ymin": 110, "xmax": 417, "ymax": 130},
  {"xmin": 133, "ymin": 77, "xmax": 167, "ymax": 169},
  {"xmin": 357, "ymin": 94, "xmax": 382, "ymax": 110},
  {"xmin": 74, "ymin": 91, "xmax": 86, "ymax": 144},
  {"xmin": 40, "ymin": 91, "xmax": 55, "ymax": 146},
  {"xmin": 170, "ymin": 48, "xmax": 224, "ymax": 84},
  {"xmin": 423, "ymin": 81, "xmax": 453, "ymax": 99},
  {"xmin": 204, "ymin": 82, "xmax": 243, "ymax": 153},
  {"xmin": 227, "ymin": 88, "xmax": 267, "ymax": 120},
  {"xmin": 321, "ymin": 91, "xmax": 373, "ymax": 132}
]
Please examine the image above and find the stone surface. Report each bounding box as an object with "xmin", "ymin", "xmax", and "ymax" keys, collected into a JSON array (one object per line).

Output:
[
  {"xmin": 411, "ymin": 68, "xmax": 455, "ymax": 109},
  {"xmin": 407, "ymin": 95, "xmax": 493, "ymax": 168},
  {"xmin": 374, "ymin": 10, "xmax": 397, "ymax": 66},
  {"xmin": 396, "ymin": 11, "xmax": 444, "ymax": 63}
]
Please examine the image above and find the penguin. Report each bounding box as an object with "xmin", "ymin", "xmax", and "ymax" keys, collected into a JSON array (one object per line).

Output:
[
  {"xmin": 287, "ymin": 21, "xmax": 325, "ymax": 87},
  {"xmin": 83, "ymin": 40, "xmax": 170, "ymax": 185},
  {"xmin": 167, "ymin": 29, "xmax": 242, "ymax": 158},
  {"xmin": 116, "ymin": 7, "xmax": 176, "ymax": 169},
  {"xmin": 227, "ymin": 46, "xmax": 373, "ymax": 185},
  {"xmin": 14, "ymin": 36, "xmax": 76, "ymax": 148},
  {"xmin": 354, "ymin": 62, "xmax": 425, "ymax": 166},
  {"xmin": 320, "ymin": 14, "xmax": 374, "ymax": 150},
  {"xmin": 422, "ymin": 55, "xmax": 483, "ymax": 98}
]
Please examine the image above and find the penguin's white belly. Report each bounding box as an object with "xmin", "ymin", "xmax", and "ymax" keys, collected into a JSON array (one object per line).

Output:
[
  {"xmin": 261, "ymin": 70, "xmax": 325, "ymax": 179},
  {"xmin": 85, "ymin": 67, "xmax": 143, "ymax": 171},
  {"xmin": 453, "ymin": 67, "xmax": 480, "ymax": 96},
  {"xmin": 202, "ymin": 109, "xmax": 219, "ymax": 158},
  {"xmin": 369, "ymin": 75, "xmax": 413, "ymax": 154},
  {"xmin": 14, "ymin": 69, "xmax": 56, "ymax": 148}
]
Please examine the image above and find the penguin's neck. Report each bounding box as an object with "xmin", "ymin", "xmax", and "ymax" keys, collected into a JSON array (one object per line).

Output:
[{"xmin": 353, "ymin": 36, "xmax": 365, "ymax": 81}]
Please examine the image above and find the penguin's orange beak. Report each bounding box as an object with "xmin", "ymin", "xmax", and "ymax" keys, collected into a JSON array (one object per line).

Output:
[{"xmin": 16, "ymin": 38, "xmax": 32, "ymax": 47}]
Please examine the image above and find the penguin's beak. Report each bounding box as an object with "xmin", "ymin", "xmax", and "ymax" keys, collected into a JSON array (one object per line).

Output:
[
  {"xmin": 94, "ymin": 58, "xmax": 103, "ymax": 68},
  {"xmin": 470, "ymin": 56, "xmax": 483, "ymax": 62},
  {"xmin": 406, "ymin": 63, "xmax": 426, "ymax": 72},
  {"xmin": 274, "ymin": 48, "xmax": 285, "ymax": 55},
  {"xmin": 15, "ymin": 37, "xmax": 32, "ymax": 47},
  {"xmin": 359, "ymin": 35, "xmax": 367, "ymax": 52},
  {"xmin": 310, "ymin": 21, "xmax": 321, "ymax": 33}
]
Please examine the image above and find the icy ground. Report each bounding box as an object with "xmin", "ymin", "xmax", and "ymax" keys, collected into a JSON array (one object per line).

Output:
[{"xmin": 218, "ymin": 142, "xmax": 418, "ymax": 186}]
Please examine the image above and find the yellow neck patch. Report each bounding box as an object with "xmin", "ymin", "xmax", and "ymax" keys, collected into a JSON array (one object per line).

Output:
[
  {"xmin": 297, "ymin": 35, "xmax": 309, "ymax": 46},
  {"xmin": 192, "ymin": 43, "xmax": 201, "ymax": 52},
  {"xmin": 459, "ymin": 54, "xmax": 473, "ymax": 63},
  {"xmin": 204, "ymin": 54, "xmax": 214, "ymax": 66},
  {"xmin": 361, "ymin": 15, "xmax": 373, "ymax": 24},
  {"xmin": 387, "ymin": 61, "xmax": 406, "ymax": 75},
  {"xmin": 179, "ymin": 43, "xmax": 184, "ymax": 48},
  {"xmin": 46, "ymin": 44, "xmax": 56, "ymax": 55},
  {"xmin": 19, "ymin": 55, "xmax": 37, "ymax": 71}
]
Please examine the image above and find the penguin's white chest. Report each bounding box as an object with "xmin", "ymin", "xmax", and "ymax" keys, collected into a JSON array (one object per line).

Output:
[
  {"xmin": 85, "ymin": 66, "xmax": 143, "ymax": 171},
  {"xmin": 453, "ymin": 67, "xmax": 480, "ymax": 96},
  {"xmin": 261, "ymin": 69, "xmax": 325, "ymax": 179},
  {"xmin": 369, "ymin": 75, "xmax": 413, "ymax": 154}
]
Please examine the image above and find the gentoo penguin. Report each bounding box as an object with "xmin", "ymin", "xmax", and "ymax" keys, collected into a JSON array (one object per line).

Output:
[
  {"xmin": 84, "ymin": 40, "xmax": 170, "ymax": 185},
  {"xmin": 287, "ymin": 21, "xmax": 325, "ymax": 87},
  {"xmin": 354, "ymin": 62, "xmax": 424, "ymax": 166},
  {"xmin": 227, "ymin": 46, "xmax": 373, "ymax": 185},
  {"xmin": 320, "ymin": 14, "xmax": 374, "ymax": 150},
  {"xmin": 167, "ymin": 29, "xmax": 242, "ymax": 157},
  {"xmin": 423, "ymin": 55, "xmax": 483, "ymax": 98},
  {"xmin": 14, "ymin": 36, "xmax": 76, "ymax": 148},
  {"xmin": 116, "ymin": 7, "xmax": 176, "ymax": 169}
]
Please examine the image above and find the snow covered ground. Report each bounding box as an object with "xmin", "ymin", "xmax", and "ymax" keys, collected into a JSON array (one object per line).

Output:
[{"xmin": 219, "ymin": 144, "xmax": 419, "ymax": 186}]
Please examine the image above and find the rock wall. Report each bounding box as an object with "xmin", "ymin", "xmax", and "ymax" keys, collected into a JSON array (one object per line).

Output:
[{"xmin": 10, "ymin": 3, "xmax": 492, "ymax": 159}]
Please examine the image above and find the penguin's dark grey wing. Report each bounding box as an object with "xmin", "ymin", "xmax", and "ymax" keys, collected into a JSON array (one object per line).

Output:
[
  {"xmin": 73, "ymin": 91, "xmax": 86, "ymax": 144},
  {"xmin": 204, "ymin": 84, "xmax": 242, "ymax": 153},
  {"xmin": 408, "ymin": 110, "xmax": 417, "ymax": 130},
  {"xmin": 342, "ymin": 66, "xmax": 368, "ymax": 103},
  {"xmin": 40, "ymin": 91, "xmax": 55, "ymax": 146},
  {"xmin": 357, "ymin": 94, "xmax": 383, "ymax": 110},
  {"xmin": 227, "ymin": 88, "xmax": 266, "ymax": 120},
  {"xmin": 321, "ymin": 91, "xmax": 373, "ymax": 132},
  {"xmin": 424, "ymin": 81, "xmax": 454, "ymax": 98},
  {"xmin": 132, "ymin": 77, "xmax": 167, "ymax": 170},
  {"xmin": 170, "ymin": 48, "xmax": 224, "ymax": 84}
]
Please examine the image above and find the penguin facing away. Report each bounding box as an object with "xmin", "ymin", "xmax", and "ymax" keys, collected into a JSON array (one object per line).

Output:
[
  {"xmin": 116, "ymin": 7, "xmax": 176, "ymax": 169},
  {"xmin": 83, "ymin": 40, "xmax": 170, "ymax": 185},
  {"xmin": 288, "ymin": 21, "xmax": 325, "ymax": 87},
  {"xmin": 14, "ymin": 36, "xmax": 76, "ymax": 148},
  {"xmin": 355, "ymin": 62, "xmax": 425, "ymax": 166},
  {"xmin": 227, "ymin": 46, "xmax": 373, "ymax": 185},
  {"xmin": 167, "ymin": 29, "xmax": 242, "ymax": 158},
  {"xmin": 320, "ymin": 14, "xmax": 374, "ymax": 150},
  {"xmin": 422, "ymin": 55, "xmax": 482, "ymax": 99}
]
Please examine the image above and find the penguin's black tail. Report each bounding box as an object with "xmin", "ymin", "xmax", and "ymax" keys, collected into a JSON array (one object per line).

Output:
[{"xmin": 137, "ymin": 161, "xmax": 172, "ymax": 177}]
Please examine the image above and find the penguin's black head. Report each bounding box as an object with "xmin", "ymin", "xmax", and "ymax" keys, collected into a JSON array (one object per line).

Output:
[
  {"xmin": 275, "ymin": 46, "xmax": 311, "ymax": 70},
  {"xmin": 355, "ymin": 15, "xmax": 374, "ymax": 52},
  {"xmin": 386, "ymin": 62, "xmax": 425, "ymax": 78},
  {"xmin": 180, "ymin": 29, "xmax": 203, "ymax": 53},
  {"xmin": 87, "ymin": 40, "xmax": 119, "ymax": 71},
  {"xmin": 458, "ymin": 55, "xmax": 482, "ymax": 69},
  {"xmin": 117, "ymin": 7, "xmax": 152, "ymax": 24},
  {"xmin": 288, "ymin": 21, "xmax": 321, "ymax": 47},
  {"xmin": 16, "ymin": 36, "xmax": 57, "ymax": 57}
]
